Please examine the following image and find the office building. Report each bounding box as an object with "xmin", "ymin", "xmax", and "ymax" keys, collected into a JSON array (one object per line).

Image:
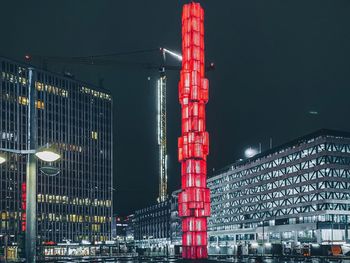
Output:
[
  {"xmin": 207, "ymin": 129, "xmax": 350, "ymax": 256},
  {"xmin": 134, "ymin": 199, "xmax": 171, "ymax": 250},
  {"xmin": 0, "ymin": 57, "xmax": 113, "ymax": 258}
]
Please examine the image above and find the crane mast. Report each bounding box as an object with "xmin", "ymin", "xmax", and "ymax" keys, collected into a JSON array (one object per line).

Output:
[
  {"xmin": 157, "ymin": 48, "xmax": 182, "ymax": 203},
  {"xmin": 157, "ymin": 72, "xmax": 168, "ymax": 202}
]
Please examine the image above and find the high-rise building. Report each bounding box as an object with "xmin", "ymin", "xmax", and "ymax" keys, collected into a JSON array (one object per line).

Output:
[
  {"xmin": 207, "ymin": 129, "xmax": 350, "ymax": 256},
  {"xmin": 0, "ymin": 57, "xmax": 113, "ymax": 257}
]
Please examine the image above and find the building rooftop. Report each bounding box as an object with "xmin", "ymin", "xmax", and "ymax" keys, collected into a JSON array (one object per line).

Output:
[{"xmin": 0, "ymin": 55, "xmax": 111, "ymax": 95}]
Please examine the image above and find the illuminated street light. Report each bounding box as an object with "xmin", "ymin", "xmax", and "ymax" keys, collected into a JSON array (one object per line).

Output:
[
  {"xmin": 0, "ymin": 154, "xmax": 6, "ymax": 164},
  {"xmin": 0, "ymin": 143, "xmax": 60, "ymax": 262},
  {"xmin": 0, "ymin": 144, "xmax": 61, "ymax": 164},
  {"xmin": 244, "ymin": 147, "xmax": 259, "ymax": 158},
  {"xmin": 35, "ymin": 151, "xmax": 60, "ymax": 162},
  {"xmin": 35, "ymin": 144, "xmax": 61, "ymax": 162}
]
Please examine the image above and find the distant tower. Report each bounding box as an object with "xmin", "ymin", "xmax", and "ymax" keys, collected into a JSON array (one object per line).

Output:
[{"xmin": 178, "ymin": 3, "xmax": 210, "ymax": 259}]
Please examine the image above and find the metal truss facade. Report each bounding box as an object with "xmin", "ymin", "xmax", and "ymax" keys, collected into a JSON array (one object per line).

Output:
[{"xmin": 207, "ymin": 130, "xmax": 350, "ymax": 252}]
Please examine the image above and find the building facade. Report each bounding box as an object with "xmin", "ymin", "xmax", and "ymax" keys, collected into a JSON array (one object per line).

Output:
[
  {"xmin": 207, "ymin": 130, "xmax": 350, "ymax": 256},
  {"xmin": 0, "ymin": 57, "xmax": 113, "ymax": 257},
  {"xmin": 133, "ymin": 192, "xmax": 183, "ymax": 256},
  {"xmin": 170, "ymin": 190, "xmax": 182, "ymax": 247},
  {"xmin": 125, "ymin": 214, "xmax": 135, "ymax": 242},
  {"xmin": 112, "ymin": 215, "xmax": 129, "ymax": 240},
  {"xmin": 134, "ymin": 199, "xmax": 171, "ymax": 250}
]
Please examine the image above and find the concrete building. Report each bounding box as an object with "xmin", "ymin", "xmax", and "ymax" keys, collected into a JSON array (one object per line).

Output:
[
  {"xmin": 0, "ymin": 57, "xmax": 113, "ymax": 258},
  {"xmin": 207, "ymin": 129, "xmax": 350, "ymax": 256}
]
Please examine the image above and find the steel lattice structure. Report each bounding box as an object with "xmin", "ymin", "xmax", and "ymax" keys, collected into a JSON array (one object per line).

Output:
[
  {"xmin": 157, "ymin": 75, "xmax": 168, "ymax": 202},
  {"xmin": 178, "ymin": 3, "xmax": 210, "ymax": 259}
]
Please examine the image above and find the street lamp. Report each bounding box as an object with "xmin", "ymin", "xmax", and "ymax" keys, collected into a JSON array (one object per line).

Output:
[
  {"xmin": 0, "ymin": 146, "xmax": 61, "ymax": 262},
  {"xmin": 0, "ymin": 145, "xmax": 60, "ymax": 162},
  {"xmin": 0, "ymin": 154, "xmax": 6, "ymax": 164},
  {"xmin": 35, "ymin": 144, "xmax": 61, "ymax": 162},
  {"xmin": 0, "ymin": 147, "xmax": 60, "ymax": 262}
]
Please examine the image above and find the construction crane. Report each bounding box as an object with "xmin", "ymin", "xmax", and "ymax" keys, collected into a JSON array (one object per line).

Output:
[
  {"xmin": 157, "ymin": 48, "xmax": 183, "ymax": 202},
  {"xmin": 25, "ymin": 49, "xmax": 214, "ymax": 203}
]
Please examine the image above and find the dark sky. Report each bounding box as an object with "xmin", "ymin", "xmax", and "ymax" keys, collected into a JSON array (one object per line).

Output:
[{"xmin": 1, "ymin": 1, "xmax": 350, "ymax": 215}]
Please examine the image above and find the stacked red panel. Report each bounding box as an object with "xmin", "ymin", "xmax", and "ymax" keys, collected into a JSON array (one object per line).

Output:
[{"xmin": 178, "ymin": 2, "xmax": 210, "ymax": 259}]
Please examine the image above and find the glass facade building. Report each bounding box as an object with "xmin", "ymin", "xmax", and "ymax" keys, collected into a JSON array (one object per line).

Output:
[
  {"xmin": 207, "ymin": 130, "xmax": 350, "ymax": 256},
  {"xmin": 0, "ymin": 57, "xmax": 113, "ymax": 254}
]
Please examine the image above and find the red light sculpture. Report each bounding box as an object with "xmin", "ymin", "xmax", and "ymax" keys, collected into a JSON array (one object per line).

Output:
[{"xmin": 178, "ymin": 2, "xmax": 210, "ymax": 259}]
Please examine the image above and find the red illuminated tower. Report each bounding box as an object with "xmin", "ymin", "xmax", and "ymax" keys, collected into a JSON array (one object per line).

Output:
[{"xmin": 178, "ymin": 2, "xmax": 210, "ymax": 259}]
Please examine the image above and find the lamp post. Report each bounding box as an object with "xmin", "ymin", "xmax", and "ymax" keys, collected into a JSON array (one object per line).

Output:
[
  {"xmin": 0, "ymin": 154, "xmax": 6, "ymax": 165},
  {"xmin": 262, "ymin": 221, "xmax": 265, "ymax": 256},
  {"xmin": 0, "ymin": 146, "xmax": 60, "ymax": 263},
  {"xmin": 0, "ymin": 68, "xmax": 60, "ymax": 263},
  {"xmin": 260, "ymin": 217, "xmax": 267, "ymax": 257}
]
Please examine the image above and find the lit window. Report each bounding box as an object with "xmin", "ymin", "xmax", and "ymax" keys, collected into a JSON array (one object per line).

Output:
[
  {"xmin": 1, "ymin": 212, "xmax": 8, "ymax": 220},
  {"xmin": 18, "ymin": 96, "xmax": 29, "ymax": 105},
  {"xmin": 91, "ymin": 131, "xmax": 98, "ymax": 140},
  {"xmin": 35, "ymin": 100, "xmax": 45, "ymax": 109},
  {"xmin": 35, "ymin": 82, "xmax": 43, "ymax": 91},
  {"xmin": 35, "ymin": 82, "xmax": 68, "ymax": 97}
]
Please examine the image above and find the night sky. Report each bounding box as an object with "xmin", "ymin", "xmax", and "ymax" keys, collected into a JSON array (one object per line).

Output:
[{"xmin": 1, "ymin": 1, "xmax": 350, "ymax": 215}]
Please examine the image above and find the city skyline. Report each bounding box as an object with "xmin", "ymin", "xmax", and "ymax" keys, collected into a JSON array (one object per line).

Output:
[{"xmin": 1, "ymin": 0, "xmax": 350, "ymax": 216}]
